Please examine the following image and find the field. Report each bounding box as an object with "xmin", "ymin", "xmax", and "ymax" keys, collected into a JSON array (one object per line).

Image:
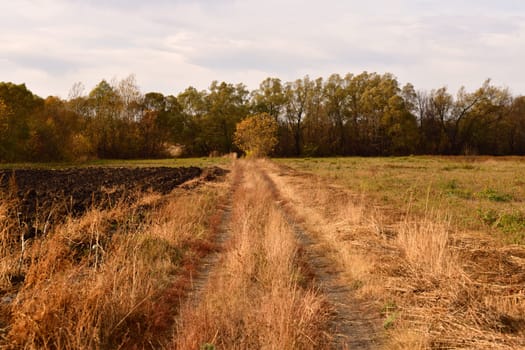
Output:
[
  {"xmin": 1, "ymin": 157, "xmax": 524, "ymax": 349},
  {"xmin": 279, "ymin": 157, "xmax": 525, "ymax": 244}
]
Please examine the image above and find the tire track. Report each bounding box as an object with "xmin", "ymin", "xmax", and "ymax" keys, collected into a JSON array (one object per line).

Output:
[
  {"xmin": 183, "ymin": 163, "xmax": 241, "ymax": 307},
  {"xmin": 257, "ymin": 162, "xmax": 383, "ymax": 349},
  {"xmin": 173, "ymin": 160, "xmax": 331, "ymax": 349}
]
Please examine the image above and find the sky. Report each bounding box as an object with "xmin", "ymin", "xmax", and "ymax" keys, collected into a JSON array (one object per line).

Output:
[{"xmin": 1, "ymin": 0, "xmax": 524, "ymax": 98}]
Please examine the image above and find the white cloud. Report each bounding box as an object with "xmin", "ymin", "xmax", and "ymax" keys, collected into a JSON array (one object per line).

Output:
[{"xmin": 0, "ymin": 0, "xmax": 524, "ymax": 97}]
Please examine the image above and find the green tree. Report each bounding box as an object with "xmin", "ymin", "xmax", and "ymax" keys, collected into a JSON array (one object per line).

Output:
[
  {"xmin": 177, "ymin": 87, "xmax": 208, "ymax": 155},
  {"xmin": 234, "ymin": 113, "xmax": 278, "ymax": 157},
  {"xmin": 140, "ymin": 92, "xmax": 183, "ymax": 157},
  {"xmin": 323, "ymin": 74, "xmax": 350, "ymax": 154},
  {"xmin": 303, "ymin": 77, "xmax": 330, "ymax": 156},
  {"xmin": 205, "ymin": 81, "xmax": 249, "ymax": 154},
  {"xmin": 505, "ymin": 96, "xmax": 525, "ymax": 154},
  {"xmin": 251, "ymin": 77, "xmax": 287, "ymax": 119},
  {"xmin": 85, "ymin": 77, "xmax": 144, "ymax": 158}
]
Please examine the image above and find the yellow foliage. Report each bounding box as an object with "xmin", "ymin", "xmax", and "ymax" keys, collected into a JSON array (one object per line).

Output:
[{"xmin": 234, "ymin": 113, "xmax": 278, "ymax": 157}]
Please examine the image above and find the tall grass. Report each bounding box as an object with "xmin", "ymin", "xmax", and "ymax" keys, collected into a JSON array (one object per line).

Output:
[
  {"xmin": 1, "ymin": 184, "xmax": 223, "ymax": 349},
  {"xmin": 396, "ymin": 216, "xmax": 453, "ymax": 275},
  {"xmin": 172, "ymin": 161, "xmax": 329, "ymax": 349}
]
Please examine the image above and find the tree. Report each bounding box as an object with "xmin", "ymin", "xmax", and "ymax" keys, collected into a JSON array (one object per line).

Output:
[
  {"xmin": 250, "ymin": 77, "xmax": 289, "ymax": 155},
  {"xmin": 284, "ymin": 76, "xmax": 313, "ymax": 155},
  {"xmin": 0, "ymin": 82, "xmax": 42, "ymax": 161},
  {"xmin": 251, "ymin": 77, "xmax": 287, "ymax": 119},
  {"xmin": 205, "ymin": 81, "xmax": 249, "ymax": 154},
  {"xmin": 234, "ymin": 113, "xmax": 278, "ymax": 157},
  {"xmin": 27, "ymin": 96, "xmax": 90, "ymax": 161},
  {"xmin": 302, "ymin": 77, "xmax": 329, "ymax": 156},
  {"xmin": 323, "ymin": 74, "xmax": 350, "ymax": 154},
  {"xmin": 140, "ymin": 92, "xmax": 183, "ymax": 157}
]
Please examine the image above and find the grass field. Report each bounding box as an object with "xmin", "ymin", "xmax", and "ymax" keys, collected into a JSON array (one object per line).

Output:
[
  {"xmin": 0, "ymin": 157, "xmax": 232, "ymax": 169},
  {"xmin": 278, "ymin": 156, "xmax": 525, "ymax": 244},
  {"xmin": 1, "ymin": 156, "xmax": 524, "ymax": 349}
]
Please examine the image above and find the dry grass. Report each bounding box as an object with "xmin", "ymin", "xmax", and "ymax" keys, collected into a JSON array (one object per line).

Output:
[
  {"xmin": 0, "ymin": 183, "xmax": 225, "ymax": 349},
  {"xmin": 396, "ymin": 215, "xmax": 454, "ymax": 276},
  {"xmin": 172, "ymin": 160, "xmax": 330, "ymax": 349},
  {"xmin": 267, "ymin": 162, "xmax": 377, "ymax": 295},
  {"xmin": 279, "ymin": 157, "xmax": 525, "ymax": 244},
  {"xmin": 3, "ymin": 156, "xmax": 523, "ymax": 349},
  {"xmin": 269, "ymin": 159, "xmax": 525, "ymax": 349}
]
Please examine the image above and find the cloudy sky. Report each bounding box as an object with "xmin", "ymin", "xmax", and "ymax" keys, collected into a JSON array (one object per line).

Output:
[{"xmin": 1, "ymin": 0, "xmax": 524, "ymax": 98}]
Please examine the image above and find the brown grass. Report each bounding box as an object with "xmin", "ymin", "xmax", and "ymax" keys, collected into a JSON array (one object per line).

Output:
[
  {"xmin": 0, "ymin": 182, "xmax": 225, "ymax": 349},
  {"xmin": 396, "ymin": 215, "xmax": 454, "ymax": 276},
  {"xmin": 172, "ymin": 160, "xmax": 330, "ymax": 349},
  {"xmin": 267, "ymin": 159, "xmax": 525, "ymax": 349}
]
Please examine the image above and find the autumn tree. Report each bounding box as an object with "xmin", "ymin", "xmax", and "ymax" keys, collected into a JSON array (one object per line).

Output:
[
  {"xmin": 250, "ymin": 77, "xmax": 289, "ymax": 154},
  {"xmin": 27, "ymin": 96, "xmax": 90, "ymax": 161},
  {"xmin": 0, "ymin": 82, "xmax": 42, "ymax": 161},
  {"xmin": 1, "ymin": 71, "xmax": 524, "ymax": 161},
  {"xmin": 234, "ymin": 113, "xmax": 278, "ymax": 157}
]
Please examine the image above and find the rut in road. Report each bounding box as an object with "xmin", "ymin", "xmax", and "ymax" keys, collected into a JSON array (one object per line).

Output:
[
  {"xmin": 257, "ymin": 162, "xmax": 384, "ymax": 349},
  {"xmin": 182, "ymin": 163, "xmax": 241, "ymax": 306}
]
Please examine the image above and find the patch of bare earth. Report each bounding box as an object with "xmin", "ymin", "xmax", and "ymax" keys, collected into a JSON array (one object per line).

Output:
[{"xmin": 262, "ymin": 159, "xmax": 525, "ymax": 349}]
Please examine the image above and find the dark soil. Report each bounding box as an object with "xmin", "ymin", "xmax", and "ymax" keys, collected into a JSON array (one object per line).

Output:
[{"xmin": 0, "ymin": 166, "xmax": 226, "ymax": 236}]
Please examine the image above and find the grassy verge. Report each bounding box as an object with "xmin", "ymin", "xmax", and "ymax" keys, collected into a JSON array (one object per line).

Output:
[{"xmin": 277, "ymin": 156, "xmax": 525, "ymax": 244}]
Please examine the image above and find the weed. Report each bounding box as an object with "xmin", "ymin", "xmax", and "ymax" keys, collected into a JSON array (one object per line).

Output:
[
  {"xmin": 350, "ymin": 279, "xmax": 364, "ymax": 290},
  {"xmin": 477, "ymin": 188, "xmax": 513, "ymax": 202},
  {"xmin": 478, "ymin": 208, "xmax": 499, "ymax": 226},
  {"xmin": 397, "ymin": 215, "xmax": 452, "ymax": 275},
  {"xmin": 381, "ymin": 301, "xmax": 398, "ymax": 329},
  {"xmin": 442, "ymin": 179, "xmax": 473, "ymax": 199},
  {"xmin": 478, "ymin": 209, "xmax": 525, "ymax": 243},
  {"xmin": 444, "ymin": 179, "xmax": 459, "ymax": 190},
  {"xmin": 383, "ymin": 312, "xmax": 398, "ymax": 329},
  {"xmin": 442, "ymin": 164, "xmax": 477, "ymax": 171},
  {"xmin": 498, "ymin": 212, "xmax": 525, "ymax": 243},
  {"xmin": 381, "ymin": 300, "xmax": 397, "ymax": 313}
]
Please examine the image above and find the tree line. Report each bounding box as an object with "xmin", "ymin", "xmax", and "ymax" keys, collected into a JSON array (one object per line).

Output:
[{"xmin": 0, "ymin": 72, "xmax": 524, "ymax": 162}]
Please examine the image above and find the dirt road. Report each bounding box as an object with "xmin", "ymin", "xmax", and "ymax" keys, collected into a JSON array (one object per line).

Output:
[{"xmin": 175, "ymin": 160, "xmax": 384, "ymax": 349}]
